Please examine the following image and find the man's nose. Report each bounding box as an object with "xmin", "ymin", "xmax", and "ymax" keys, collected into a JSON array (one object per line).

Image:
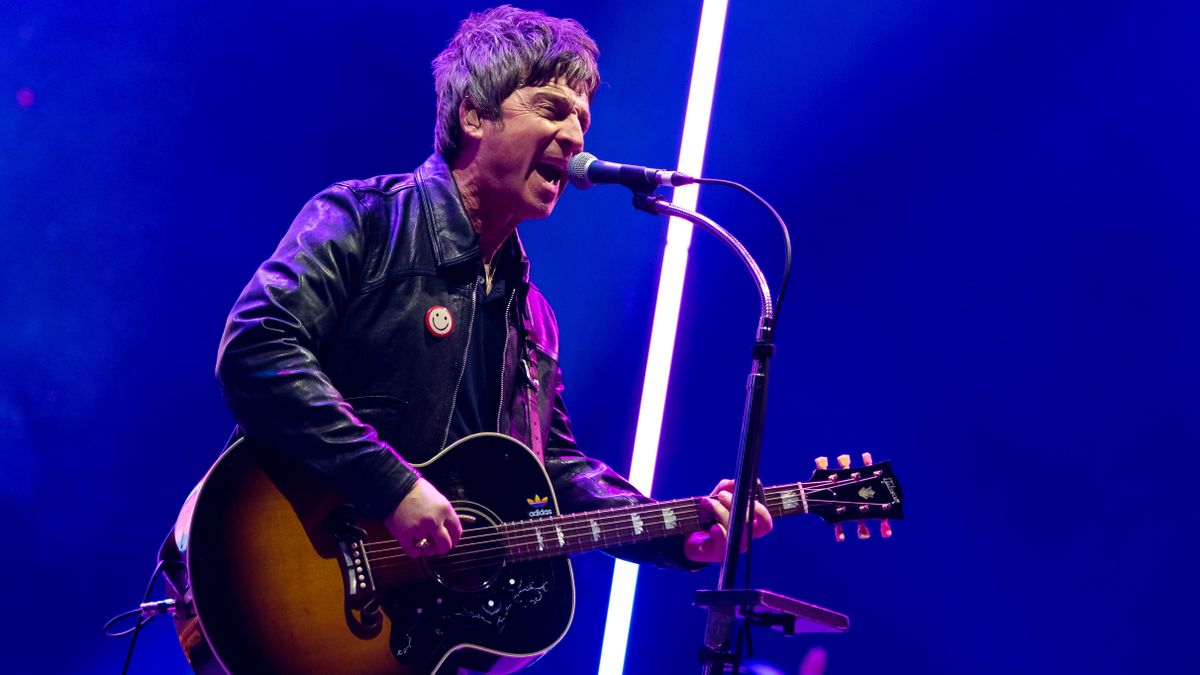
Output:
[{"xmin": 559, "ymin": 116, "xmax": 585, "ymax": 154}]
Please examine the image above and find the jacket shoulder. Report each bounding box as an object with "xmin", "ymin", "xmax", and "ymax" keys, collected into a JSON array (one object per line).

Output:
[
  {"xmin": 313, "ymin": 172, "xmax": 430, "ymax": 286},
  {"xmin": 525, "ymin": 282, "xmax": 561, "ymax": 361},
  {"xmin": 331, "ymin": 173, "xmax": 419, "ymax": 201}
]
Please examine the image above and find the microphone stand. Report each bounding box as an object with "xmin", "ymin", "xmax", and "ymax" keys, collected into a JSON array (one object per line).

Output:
[{"xmin": 631, "ymin": 192, "xmax": 848, "ymax": 673}]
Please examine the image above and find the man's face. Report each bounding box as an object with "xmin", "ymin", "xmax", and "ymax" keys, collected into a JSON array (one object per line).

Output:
[{"xmin": 470, "ymin": 78, "xmax": 591, "ymax": 225}]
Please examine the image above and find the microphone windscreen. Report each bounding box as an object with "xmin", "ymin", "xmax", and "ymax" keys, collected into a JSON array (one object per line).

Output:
[{"xmin": 567, "ymin": 152, "xmax": 597, "ymax": 189}]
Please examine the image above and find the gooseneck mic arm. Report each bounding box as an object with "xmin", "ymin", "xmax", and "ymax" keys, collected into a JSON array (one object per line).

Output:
[
  {"xmin": 571, "ymin": 154, "xmax": 792, "ymax": 327},
  {"xmin": 632, "ymin": 193, "xmax": 772, "ymax": 321},
  {"xmin": 632, "ymin": 192, "xmax": 777, "ymax": 674}
]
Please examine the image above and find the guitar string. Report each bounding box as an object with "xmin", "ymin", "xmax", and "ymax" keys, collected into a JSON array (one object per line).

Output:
[
  {"xmin": 365, "ymin": 495, "xmax": 877, "ymax": 567},
  {"xmin": 371, "ymin": 511, "xmax": 709, "ymax": 566},
  {"xmin": 367, "ymin": 514, "xmax": 712, "ymax": 579},
  {"xmin": 360, "ymin": 476, "xmax": 883, "ymax": 556},
  {"xmin": 365, "ymin": 493, "xmax": 894, "ymax": 580},
  {"xmin": 359, "ymin": 481, "xmax": 888, "ymax": 561},
  {"xmin": 360, "ymin": 485, "xmax": 817, "ymax": 556},
  {"xmin": 362, "ymin": 495, "xmax": 727, "ymax": 552},
  {"xmin": 363, "ymin": 495, "xmax": 889, "ymax": 573},
  {"xmin": 360, "ymin": 477, "xmax": 861, "ymax": 552},
  {"xmin": 364, "ymin": 495, "xmax": 894, "ymax": 579},
  {"xmin": 367, "ymin": 508, "xmax": 711, "ymax": 566},
  {"xmin": 363, "ymin": 500, "xmax": 885, "ymax": 566},
  {"xmin": 367, "ymin": 518, "xmax": 708, "ymax": 575}
]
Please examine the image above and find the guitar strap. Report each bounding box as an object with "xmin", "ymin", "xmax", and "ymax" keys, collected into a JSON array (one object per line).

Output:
[
  {"xmin": 523, "ymin": 348, "xmax": 545, "ymax": 464},
  {"xmin": 517, "ymin": 291, "xmax": 545, "ymax": 464}
]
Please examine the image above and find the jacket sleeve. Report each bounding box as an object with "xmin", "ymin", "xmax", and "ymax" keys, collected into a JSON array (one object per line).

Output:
[
  {"xmin": 216, "ymin": 184, "xmax": 419, "ymax": 518},
  {"xmin": 542, "ymin": 366, "xmax": 705, "ymax": 572}
]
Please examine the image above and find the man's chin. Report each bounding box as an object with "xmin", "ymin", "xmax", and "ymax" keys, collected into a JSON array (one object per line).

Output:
[{"xmin": 520, "ymin": 200, "xmax": 558, "ymax": 222}]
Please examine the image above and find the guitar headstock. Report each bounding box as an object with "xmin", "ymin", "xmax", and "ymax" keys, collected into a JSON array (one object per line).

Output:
[{"xmin": 806, "ymin": 452, "xmax": 904, "ymax": 541}]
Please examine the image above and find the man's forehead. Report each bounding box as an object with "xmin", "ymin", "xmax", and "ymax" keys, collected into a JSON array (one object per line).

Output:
[{"xmin": 528, "ymin": 79, "xmax": 590, "ymax": 110}]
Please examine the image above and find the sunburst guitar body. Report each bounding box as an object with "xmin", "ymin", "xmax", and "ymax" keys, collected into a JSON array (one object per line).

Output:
[{"xmin": 160, "ymin": 433, "xmax": 902, "ymax": 674}]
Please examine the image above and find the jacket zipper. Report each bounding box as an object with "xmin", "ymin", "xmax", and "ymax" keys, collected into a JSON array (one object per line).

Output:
[
  {"xmin": 495, "ymin": 289, "xmax": 517, "ymax": 432},
  {"xmin": 441, "ymin": 278, "xmax": 480, "ymax": 450}
]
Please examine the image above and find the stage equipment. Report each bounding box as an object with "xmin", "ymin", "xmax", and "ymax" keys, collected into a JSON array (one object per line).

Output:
[
  {"xmin": 567, "ymin": 152, "xmax": 697, "ymax": 191},
  {"xmin": 150, "ymin": 433, "xmax": 901, "ymax": 674},
  {"xmin": 618, "ymin": 176, "xmax": 886, "ymax": 671}
]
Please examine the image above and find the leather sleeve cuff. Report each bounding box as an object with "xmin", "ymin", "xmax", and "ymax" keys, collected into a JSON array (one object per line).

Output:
[
  {"xmin": 343, "ymin": 447, "xmax": 422, "ymax": 519},
  {"xmin": 606, "ymin": 538, "xmax": 708, "ymax": 572}
]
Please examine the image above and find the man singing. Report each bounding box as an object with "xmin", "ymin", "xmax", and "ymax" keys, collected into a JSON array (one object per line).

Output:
[{"xmin": 214, "ymin": 5, "xmax": 770, "ymax": 669}]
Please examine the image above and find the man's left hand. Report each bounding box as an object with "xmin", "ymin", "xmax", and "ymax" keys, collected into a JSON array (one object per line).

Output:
[{"xmin": 683, "ymin": 478, "xmax": 774, "ymax": 563}]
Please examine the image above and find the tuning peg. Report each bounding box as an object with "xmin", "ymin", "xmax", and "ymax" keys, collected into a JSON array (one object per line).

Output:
[
  {"xmin": 861, "ymin": 452, "xmax": 873, "ymax": 466},
  {"xmin": 880, "ymin": 520, "xmax": 893, "ymax": 538},
  {"xmin": 833, "ymin": 523, "xmax": 845, "ymax": 542},
  {"xmin": 815, "ymin": 456, "xmax": 829, "ymax": 470},
  {"xmin": 857, "ymin": 522, "xmax": 871, "ymax": 540},
  {"xmin": 837, "ymin": 454, "xmax": 851, "ymax": 469}
]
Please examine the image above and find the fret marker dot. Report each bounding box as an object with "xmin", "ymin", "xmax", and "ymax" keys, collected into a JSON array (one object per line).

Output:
[{"xmin": 509, "ymin": 578, "xmax": 516, "ymax": 585}]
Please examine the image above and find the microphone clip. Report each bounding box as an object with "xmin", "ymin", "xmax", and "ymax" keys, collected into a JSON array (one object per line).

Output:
[{"xmin": 631, "ymin": 191, "xmax": 666, "ymax": 215}]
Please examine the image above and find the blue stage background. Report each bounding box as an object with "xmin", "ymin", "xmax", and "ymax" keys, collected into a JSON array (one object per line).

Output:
[{"xmin": 2, "ymin": 1, "xmax": 1196, "ymax": 673}]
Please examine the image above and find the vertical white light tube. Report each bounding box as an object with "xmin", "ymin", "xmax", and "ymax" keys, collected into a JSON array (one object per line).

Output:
[{"xmin": 596, "ymin": 2, "xmax": 729, "ymax": 673}]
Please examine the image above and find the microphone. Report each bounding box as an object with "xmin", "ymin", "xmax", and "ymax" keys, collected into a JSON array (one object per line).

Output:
[{"xmin": 567, "ymin": 152, "xmax": 697, "ymax": 192}]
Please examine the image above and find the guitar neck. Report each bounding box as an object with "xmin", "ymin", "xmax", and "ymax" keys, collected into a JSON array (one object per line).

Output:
[
  {"xmin": 500, "ymin": 483, "xmax": 810, "ymax": 562},
  {"xmin": 363, "ymin": 454, "xmax": 898, "ymax": 591}
]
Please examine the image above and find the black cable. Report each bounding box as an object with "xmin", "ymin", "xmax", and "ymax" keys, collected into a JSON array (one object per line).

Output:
[
  {"xmin": 694, "ymin": 177, "xmax": 793, "ymax": 327},
  {"xmin": 103, "ymin": 558, "xmax": 165, "ymax": 675},
  {"xmin": 103, "ymin": 608, "xmax": 143, "ymax": 638},
  {"xmin": 121, "ymin": 616, "xmax": 147, "ymax": 674},
  {"xmin": 123, "ymin": 559, "xmax": 164, "ymax": 675}
]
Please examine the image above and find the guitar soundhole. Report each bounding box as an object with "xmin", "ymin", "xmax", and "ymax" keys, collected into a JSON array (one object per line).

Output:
[
  {"xmin": 427, "ymin": 504, "xmax": 504, "ymax": 593},
  {"xmin": 426, "ymin": 528, "xmax": 502, "ymax": 592}
]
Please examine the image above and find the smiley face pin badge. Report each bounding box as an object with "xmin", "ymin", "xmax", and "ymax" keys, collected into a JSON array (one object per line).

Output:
[{"xmin": 425, "ymin": 306, "xmax": 454, "ymax": 337}]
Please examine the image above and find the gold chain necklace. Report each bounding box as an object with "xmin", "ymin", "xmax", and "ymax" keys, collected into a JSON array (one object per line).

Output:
[{"xmin": 483, "ymin": 262, "xmax": 496, "ymax": 295}]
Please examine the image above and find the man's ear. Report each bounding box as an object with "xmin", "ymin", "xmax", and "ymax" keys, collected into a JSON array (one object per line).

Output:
[{"xmin": 459, "ymin": 98, "xmax": 484, "ymax": 141}]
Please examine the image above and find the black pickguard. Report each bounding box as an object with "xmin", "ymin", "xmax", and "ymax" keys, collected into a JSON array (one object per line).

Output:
[{"xmin": 380, "ymin": 434, "xmax": 575, "ymax": 672}]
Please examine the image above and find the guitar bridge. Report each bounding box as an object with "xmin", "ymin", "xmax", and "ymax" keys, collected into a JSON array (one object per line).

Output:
[
  {"xmin": 331, "ymin": 510, "xmax": 382, "ymax": 638},
  {"xmin": 336, "ymin": 531, "xmax": 376, "ymax": 597}
]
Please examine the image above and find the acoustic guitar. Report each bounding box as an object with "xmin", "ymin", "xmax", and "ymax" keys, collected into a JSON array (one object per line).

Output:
[{"xmin": 162, "ymin": 432, "xmax": 903, "ymax": 674}]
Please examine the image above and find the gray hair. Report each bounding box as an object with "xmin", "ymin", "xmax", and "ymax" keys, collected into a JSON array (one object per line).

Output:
[{"xmin": 432, "ymin": 5, "xmax": 600, "ymax": 159}]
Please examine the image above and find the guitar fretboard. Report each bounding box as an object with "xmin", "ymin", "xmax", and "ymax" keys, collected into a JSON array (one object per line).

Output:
[
  {"xmin": 499, "ymin": 483, "xmax": 811, "ymax": 562},
  {"xmin": 365, "ymin": 463, "xmax": 899, "ymax": 589}
]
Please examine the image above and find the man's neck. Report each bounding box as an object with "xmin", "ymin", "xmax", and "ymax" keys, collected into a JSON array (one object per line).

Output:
[{"xmin": 450, "ymin": 161, "xmax": 516, "ymax": 265}]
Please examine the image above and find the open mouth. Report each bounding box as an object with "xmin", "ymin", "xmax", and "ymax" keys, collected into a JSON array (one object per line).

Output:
[{"xmin": 534, "ymin": 162, "xmax": 564, "ymax": 188}]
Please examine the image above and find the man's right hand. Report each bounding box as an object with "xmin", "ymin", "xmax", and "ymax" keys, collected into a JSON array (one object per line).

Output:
[{"xmin": 384, "ymin": 478, "xmax": 463, "ymax": 558}]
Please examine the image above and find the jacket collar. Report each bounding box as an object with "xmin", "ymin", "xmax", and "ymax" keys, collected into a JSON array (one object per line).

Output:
[{"xmin": 414, "ymin": 153, "xmax": 531, "ymax": 286}]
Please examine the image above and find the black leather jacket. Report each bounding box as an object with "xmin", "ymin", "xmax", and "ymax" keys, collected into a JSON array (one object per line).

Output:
[{"xmin": 216, "ymin": 154, "xmax": 695, "ymax": 568}]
